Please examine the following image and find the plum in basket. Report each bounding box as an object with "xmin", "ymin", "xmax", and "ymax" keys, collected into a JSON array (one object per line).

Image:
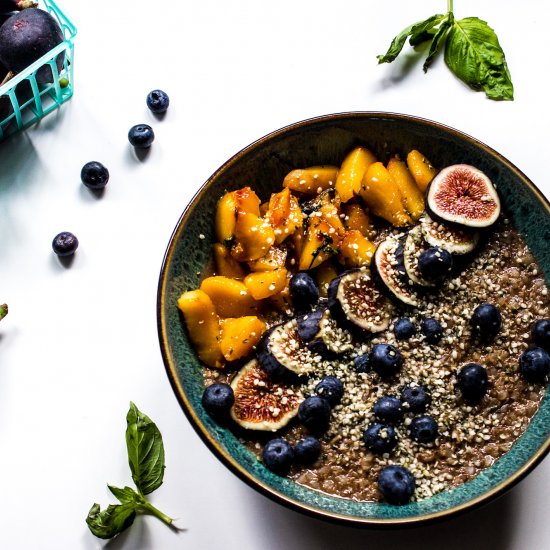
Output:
[{"xmin": 0, "ymin": 8, "xmax": 63, "ymax": 84}]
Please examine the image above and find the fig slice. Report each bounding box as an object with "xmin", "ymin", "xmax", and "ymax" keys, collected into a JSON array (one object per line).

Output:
[
  {"xmin": 327, "ymin": 269, "xmax": 392, "ymax": 333},
  {"xmin": 427, "ymin": 165, "xmax": 500, "ymax": 228},
  {"xmin": 421, "ymin": 214, "xmax": 479, "ymax": 254},
  {"xmin": 372, "ymin": 237, "xmax": 422, "ymax": 307},
  {"xmin": 257, "ymin": 319, "xmax": 321, "ymax": 377},
  {"xmin": 307, "ymin": 308, "xmax": 355, "ymax": 356},
  {"xmin": 230, "ymin": 359, "xmax": 304, "ymax": 431}
]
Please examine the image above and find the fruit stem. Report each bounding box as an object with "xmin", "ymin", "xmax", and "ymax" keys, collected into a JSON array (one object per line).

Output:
[
  {"xmin": 1, "ymin": 72, "xmax": 14, "ymax": 87},
  {"xmin": 447, "ymin": 0, "xmax": 453, "ymax": 13},
  {"xmin": 17, "ymin": 0, "xmax": 38, "ymax": 9},
  {"xmin": 0, "ymin": 304, "xmax": 7, "ymax": 321},
  {"xmin": 139, "ymin": 500, "xmax": 174, "ymax": 526}
]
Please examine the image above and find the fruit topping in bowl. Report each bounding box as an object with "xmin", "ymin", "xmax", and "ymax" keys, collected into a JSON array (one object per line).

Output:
[{"xmin": 177, "ymin": 144, "xmax": 550, "ymax": 505}]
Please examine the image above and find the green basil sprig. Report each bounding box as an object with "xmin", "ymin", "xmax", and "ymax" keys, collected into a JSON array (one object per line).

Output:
[
  {"xmin": 0, "ymin": 304, "xmax": 7, "ymax": 321},
  {"xmin": 86, "ymin": 403, "xmax": 179, "ymax": 539},
  {"xmin": 377, "ymin": 1, "xmax": 513, "ymax": 101}
]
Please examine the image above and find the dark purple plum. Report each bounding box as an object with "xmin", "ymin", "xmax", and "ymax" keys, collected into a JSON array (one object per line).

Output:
[{"xmin": 0, "ymin": 8, "xmax": 64, "ymax": 84}]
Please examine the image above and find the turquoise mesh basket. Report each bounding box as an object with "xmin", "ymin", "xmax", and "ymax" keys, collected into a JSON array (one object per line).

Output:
[{"xmin": 0, "ymin": 0, "xmax": 76, "ymax": 141}]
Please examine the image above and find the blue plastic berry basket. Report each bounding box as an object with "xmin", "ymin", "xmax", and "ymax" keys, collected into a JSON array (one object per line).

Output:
[{"xmin": 0, "ymin": 0, "xmax": 76, "ymax": 141}]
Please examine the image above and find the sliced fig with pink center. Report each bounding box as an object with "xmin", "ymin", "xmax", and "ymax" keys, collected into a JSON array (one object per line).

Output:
[
  {"xmin": 427, "ymin": 165, "xmax": 500, "ymax": 228},
  {"xmin": 421, "ymin": 214, "xmax": 479, "ymax": 255},
  {"xmin": 230, "ymin": 359, "xmax": 303, "ymax": 431},
  {"xmin": 328, "ymin": 269, "xmax": 392, "ymax": 333},
  {"xmin": 373, "ymin": 237, "xmax": 423, "ymax": 307}
]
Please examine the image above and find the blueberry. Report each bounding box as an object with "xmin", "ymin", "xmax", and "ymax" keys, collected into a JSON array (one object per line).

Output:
[
  {"xmin": 373, "ymin": 396, "xmax": 404, "ymax": 424},
  {"xmin": 370, "ymin": 343, "xmax": 403, "ymax": 378},
  {"xmin": 296, "ymin": 308, "xmax": 324, "ymax": 342},
  {"xmin": 298, "ymin": 396, "xmax": 331, "ymax": 434},
  {"xmin": 262, "ymin": 438, "xmax": 294, "ymax": 476},
  {"xmin": 409, "ymin": 415, "xmax": 438, "ymax": 443},
  {"xmin": 421, "ymin": 317, "xmax": 443, "ymax": 344},
  {"xmin": 401, "ymin": 385, "xmax": 431, "ymax": 413},
  {"xmin": 457, "ymin": 363, "xmax": 488, "ymax": 403},
  {"xmin": 363, "ymin": 423, "xmax": 397, "ymax": 454},
  {"xmin": 146, "ymin": 89, "xmax": 170, "ymax": 114},
  {"xmin": 353, "ymin": 353, "xmax": 371, "ymax": 373},
  {"xmin": 81, "ymin": 161, "xmax": 109, "ymax": 190},
  {"xmin": 128, "ymin": 124, "xmax": 155, "ymax": 148},
  {"xmin": 52, "ymin": 231, "xmax": 78, "ymax": 256},
  {"xmin": 394, "ymin": 318, "xmax": 416, "ymax": 341},
  {"xmin": 519, "ymin": 347, "xmax": 550, "ymax": 384},
  {"xmin": 294, "ymin": 436, "xmax": 321, "ymax": 465},
  {"xmin": 470, "ymin": 303, "xmax": 501, "ymax": 340},
  {"xmin": 289, "ymin": 272, "xmax": 319, "ymax": 314},
  {"xmin": 532, "ymin": 319, "xmax": 550, "ymax": 350},
  {"xmin": 418, "ymin": 247, "xmax": 453, "ymax": 282},
  {"xmin": 378, "ymin": 465, "xmax": 415, "ymax": 505},
  {"xmin": 201, "ymin": 382, "xmax": 235, "ymax": 419},
  {"xmin": 315, "ymin": 376, "xmax": 344, "ymax": 407}
]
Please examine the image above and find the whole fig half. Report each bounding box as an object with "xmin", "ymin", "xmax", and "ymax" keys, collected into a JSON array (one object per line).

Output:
[{"xmin": 0, "ymin": 8, "xmax": 64, "ymax": 84}]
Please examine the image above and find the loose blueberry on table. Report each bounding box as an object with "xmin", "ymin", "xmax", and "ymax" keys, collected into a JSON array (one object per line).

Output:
[
  {"xmin": 81, "ymin": 161, "xmax": 109, "ymax": 190},
  {"xmin": 146, "ymin": 89, "xmax": 170, "ymax": 114},
  {"xmin": 128, "ymin": 124, "xmax": 155, "ymax": 148},
  {"xmin": 52, "ymin": 231, "xmax": 78, "ymax": 256}
]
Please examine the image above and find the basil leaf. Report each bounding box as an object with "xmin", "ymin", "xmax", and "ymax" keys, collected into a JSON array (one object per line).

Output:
[
  {"xmin": 109, "ymin": 485, "xmax": 140, "ymax": 504},
  {"xmin": 444, "ymin": 17, "xmax": 514, "ymax": 100},
  {"xmin": 86, "ymin": 502, "xmax": 137, "ymax": 540},
  {"xmin": 423, "ymin": 19, "xmax": 452, "ymax": 72},
  {"xmin": 0, "ymin": 304, "xmax": 7, "ymax": 321},
  {"xmin": 409, "ymin": 29, "xmax": 436, "ymax": 47},
  {"xmin": 378, "ymin": 14, "xmax": 446, "ymax": 63},
  {"xmin": 126, "ymin": 402, "xmax": 166, "ymax": 495}
]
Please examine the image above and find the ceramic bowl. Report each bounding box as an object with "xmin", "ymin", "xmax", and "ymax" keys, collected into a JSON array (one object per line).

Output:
[{"xmin": 157, "ymin": 112, "xmax": 550, "ymax": 526}]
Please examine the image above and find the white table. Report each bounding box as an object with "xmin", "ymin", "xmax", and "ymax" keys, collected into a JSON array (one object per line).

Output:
[{"xmin": 1, "ymin": 1, "xmax": 549, "ymax": 548}]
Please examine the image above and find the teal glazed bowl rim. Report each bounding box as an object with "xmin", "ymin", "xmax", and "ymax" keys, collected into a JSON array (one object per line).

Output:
[{"xmin": 157, "ymin": 112, "xmax": 550, "ymax": 527}]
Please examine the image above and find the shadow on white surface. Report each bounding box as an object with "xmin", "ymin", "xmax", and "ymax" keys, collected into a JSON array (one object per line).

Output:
[{"xmin": 248, "ymin": 482, "xmax": 516, "ymax": 550}]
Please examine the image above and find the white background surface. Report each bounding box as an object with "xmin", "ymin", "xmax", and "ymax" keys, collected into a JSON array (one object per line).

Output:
[{"xmin": 0, "ymin": 1, "xmax": 549, "ymax": 548}]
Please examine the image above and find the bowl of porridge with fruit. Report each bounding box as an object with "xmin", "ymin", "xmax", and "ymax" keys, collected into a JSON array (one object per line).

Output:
[{"xmin": 157, "ymin": 112, "xmax": 550, "ymax": 525}]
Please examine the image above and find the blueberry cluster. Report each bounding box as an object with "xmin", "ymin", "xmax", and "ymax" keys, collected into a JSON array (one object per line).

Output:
[
  {"xmin": 519, "ymin": 319, "xmax": 550, "ymax": 383},
  {"xmin": 363, "ymin": 385, "xmax": 438, "ymax": 455},
  {"xmin": 393, "ymin": 316, "xmax": 444, "ymax": 345},
  {"xmin": 262, "ymin": 375, "xmax": 343, "ymax": 476}
]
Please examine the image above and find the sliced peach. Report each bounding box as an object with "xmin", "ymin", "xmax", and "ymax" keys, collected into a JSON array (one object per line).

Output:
[
  {"xmin": 212, "ymin": 243, "xmax": 246, "ymax": 279},
  {"xmin": 215, "ymin": 187, "xmax": 261, "ymax": 243},
  {"xmin": 265, "ymin": 188, "xmax": 304, "ymax": 244},
  {"xmin": 343, "ymin": 203, "xmax": 376, "ymax": 239},
  {"xmin": 248, "ymin": 246, "xmax": 287, "ymax": 272},
  {"xmin": 219, "ymin": 316, "xmax": 266, "ymax": 361},
  {"xmin": 231, "ymin": 212, "xmax": 275, "ymax": 261},
  {"xmin": 177, "ymin": 290, "xmax": 224, "ymax": 368},
  {"xmin": 338, "ymin": 230, "xmax": 376, "ymax": 267},
  {"xmin": 335, "ymin": 147, "xmax": 377, "ymax": 202},
  {"xmin": 244, "ymin": 268, "xmax": 288, "ymax": 300},
  {"xmin": 200, "ymin": 276, "xmax": 258, "ymax": 318},
  {"xmin": 299, "ymin": 218, "xmax": 340, "ymax": 271},
  {"xmin": 283, "ymin": 166, "xmax": 339, "ymax": 194},
  {"xmin": 387, "ymin": 157, "xmax": 425, "ymax": 221},
  {"xmin": 360, "ymin": 162, "xmax": 412, "ymax": 227},
  {"xmin": 406, "ymin": 150, "xmax": 438, "ymax": 192},
  {"xmin": 314, "ymin": 261, "xmax": 339, "ymax": 297}
]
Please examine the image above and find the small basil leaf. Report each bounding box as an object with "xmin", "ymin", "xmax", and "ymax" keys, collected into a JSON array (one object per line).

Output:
[
  {"xmin": 444, "ymin": 17, "xmax": 514, "ymax": 100},
  {"xmin": 86, "ymin": 502, "xmax": 137, "ymax": 540},
  {"xmin": 378, "ymin": 14, "xmax": 445, "ymax": 63},
  {"xmin": 409, "ymin": 29, "xmax": 436, "ymax": 47},
  {"xmin": 423, "ymin": 19, "xmax": 452, "ymax": 72},
  {"xmin": 108, "ymin": 485, "xmax": 141, "ymax": 504},
  {"xmin": 126, "ymin": 402, "xmax": 166, "ymax": 495}
]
